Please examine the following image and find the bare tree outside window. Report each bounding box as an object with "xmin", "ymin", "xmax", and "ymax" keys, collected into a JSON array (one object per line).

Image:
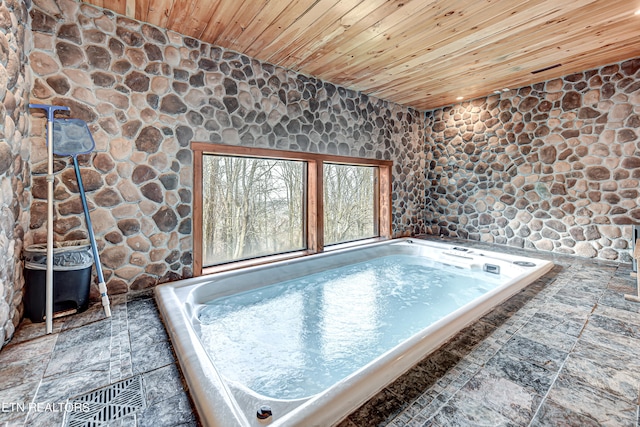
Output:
[
  {"xmin": 202, "ymin": 155, "xmax": 305, "ymax": 266},
  {"xmin": 324, "ymin": 164, "xmax": 376, "ymax": 245},
  {"xmin": 193, "ymin": 144, "xmax": 391, "ymax": 274}
]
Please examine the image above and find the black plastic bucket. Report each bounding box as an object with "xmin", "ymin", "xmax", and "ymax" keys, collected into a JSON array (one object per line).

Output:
[{"xmin": 23, "ymin": 241, "xmax": 93, "ymax": 323}]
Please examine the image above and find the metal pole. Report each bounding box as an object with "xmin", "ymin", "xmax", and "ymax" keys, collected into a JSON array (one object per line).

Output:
[
  {"xmin": 72, "ymin": 156, "xmax": 111, "ymax": 317},
  {"xmin": 28, "ymin": 104, "xmax": 69, "ymax": 334},
  {"xmin": 45, "ymin": 118, "xmax": 54, "ymax": 334}
]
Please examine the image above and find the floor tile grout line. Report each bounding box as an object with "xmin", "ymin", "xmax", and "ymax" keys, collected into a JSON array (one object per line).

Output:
[
  {"xmin": 110, "ymin": 308, "xmax": 115, "ymax": 383},
  {"xmin": 22, "ymin": 325, "xmax": 62, "ymax": 427},
  {"xmin": 403, "ymin": 273, "xmax": 552, "ymax": 426},
  {"xmin": 407, "ymin": 262, "xmax": 583, "ymax": 426},
  {"xmin": 24, "ymin": 368, "xmax": 48, "ymax": 427},
  {"xmin": 525, "ymin": 331, "xmax": 578, "ymax": 426},
  {"xmin": 411, "ymin": 304, "xmax": 544, "ymax": 425},
  {"xmin": 526, "ymin": 270, "xmax": 614, "ymax": 427}
]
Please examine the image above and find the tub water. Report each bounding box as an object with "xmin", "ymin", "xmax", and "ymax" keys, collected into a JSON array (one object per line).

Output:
[{"xmin": 156, "ymin": 238, "xmax": 553, "ymax": 426}]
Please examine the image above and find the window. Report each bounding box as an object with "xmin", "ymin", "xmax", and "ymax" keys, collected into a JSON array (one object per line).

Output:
[
  {"xmin": 193, "ymin": 143, "xmax": 392, "ymax": 275},
  {"xmin": 324, "ymin": 164, "xmax": 376, "ymax": 246},
  {"xmin": 201, "ymin": 155, "xmax": 305, "ymax": 265}
]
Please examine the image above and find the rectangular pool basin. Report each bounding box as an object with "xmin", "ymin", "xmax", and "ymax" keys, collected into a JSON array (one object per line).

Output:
[{"xmin": 155, "ymin": 238, "xmax": 553, "ymax": 426}]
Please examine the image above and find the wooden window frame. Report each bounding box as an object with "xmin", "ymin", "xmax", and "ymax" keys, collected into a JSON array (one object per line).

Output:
[{"xmin": 192, "ymin": 142, "xmax": 393, "ymax": 276}]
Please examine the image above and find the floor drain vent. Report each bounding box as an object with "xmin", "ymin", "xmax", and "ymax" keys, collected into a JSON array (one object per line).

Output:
[{"xmin": 65, "ymin": 376, "xmax": 146, "ymax": 426}]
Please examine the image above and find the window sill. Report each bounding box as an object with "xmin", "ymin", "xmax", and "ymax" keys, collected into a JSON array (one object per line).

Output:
[
  {"xmin": 201, "ymin": 249, "xmax": 314, "ymax": 275},
  {"xmin": 323, "ymin": 236, "xmax": 390, "ymax": 252},
  {"xmin": 200, "ymin": 237, "xmax": 392, "ymax": 276}
]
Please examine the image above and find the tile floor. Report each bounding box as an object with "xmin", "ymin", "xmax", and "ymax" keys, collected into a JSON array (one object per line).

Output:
[
  {"xmin": 1, "ymin": 236, "xmax": 639, "ymax": 426},
  {"xmin": 341, "ymin": 238, "xmax": 640, "ymax": 427},
  {"xmin": 0, "ymin": 290, "xmax": 196, "ymax": 427}
]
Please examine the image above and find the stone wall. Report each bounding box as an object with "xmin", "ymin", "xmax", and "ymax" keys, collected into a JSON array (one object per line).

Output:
[
  {"xmin": 0, "ymin": 0, "xmax": 30, "ymax": 347},
  {"xmin": 25, "ymin": 0, "xmax": 638, "ymax": 316},
  {"xmin": 27, "ymin": 0, "xmax": 425, "ymax": 297},
  {"xmin": 425, "ymin": 58, "xmax": 640, "ymax": 262}
]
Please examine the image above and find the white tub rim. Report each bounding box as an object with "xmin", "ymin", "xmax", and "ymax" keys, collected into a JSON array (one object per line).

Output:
[{"xmin": 155, "ymin": 237, "xmax": 554, "ymax": 427}]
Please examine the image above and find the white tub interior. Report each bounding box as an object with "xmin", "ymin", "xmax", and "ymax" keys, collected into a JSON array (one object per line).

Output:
[{"xmin": 155, "ymin": 238, "xmax": 554, "ymax": 427}]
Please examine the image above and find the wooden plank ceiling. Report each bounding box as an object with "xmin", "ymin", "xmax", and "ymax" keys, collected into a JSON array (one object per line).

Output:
[{"xmin": 86, "ymin": 0, "xmax": 640, "ymax": 111}]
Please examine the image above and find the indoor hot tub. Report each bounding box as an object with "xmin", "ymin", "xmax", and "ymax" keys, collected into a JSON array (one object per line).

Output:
[{"xmin": 155, "ymin": 238, "xmax": 553, "ymax": 426}]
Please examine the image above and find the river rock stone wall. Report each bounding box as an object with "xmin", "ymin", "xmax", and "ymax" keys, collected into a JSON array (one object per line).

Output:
[
  {"xmin": 0, "ymin": 0, "xmax": 30, "ymax": 347},
  {"xmin": 27, "ymin": 0, "xmax": 425, "ymax": 297},
  {"xmin": 425, "ymin": 58, "xmax": 640, "ymax": 262}
]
